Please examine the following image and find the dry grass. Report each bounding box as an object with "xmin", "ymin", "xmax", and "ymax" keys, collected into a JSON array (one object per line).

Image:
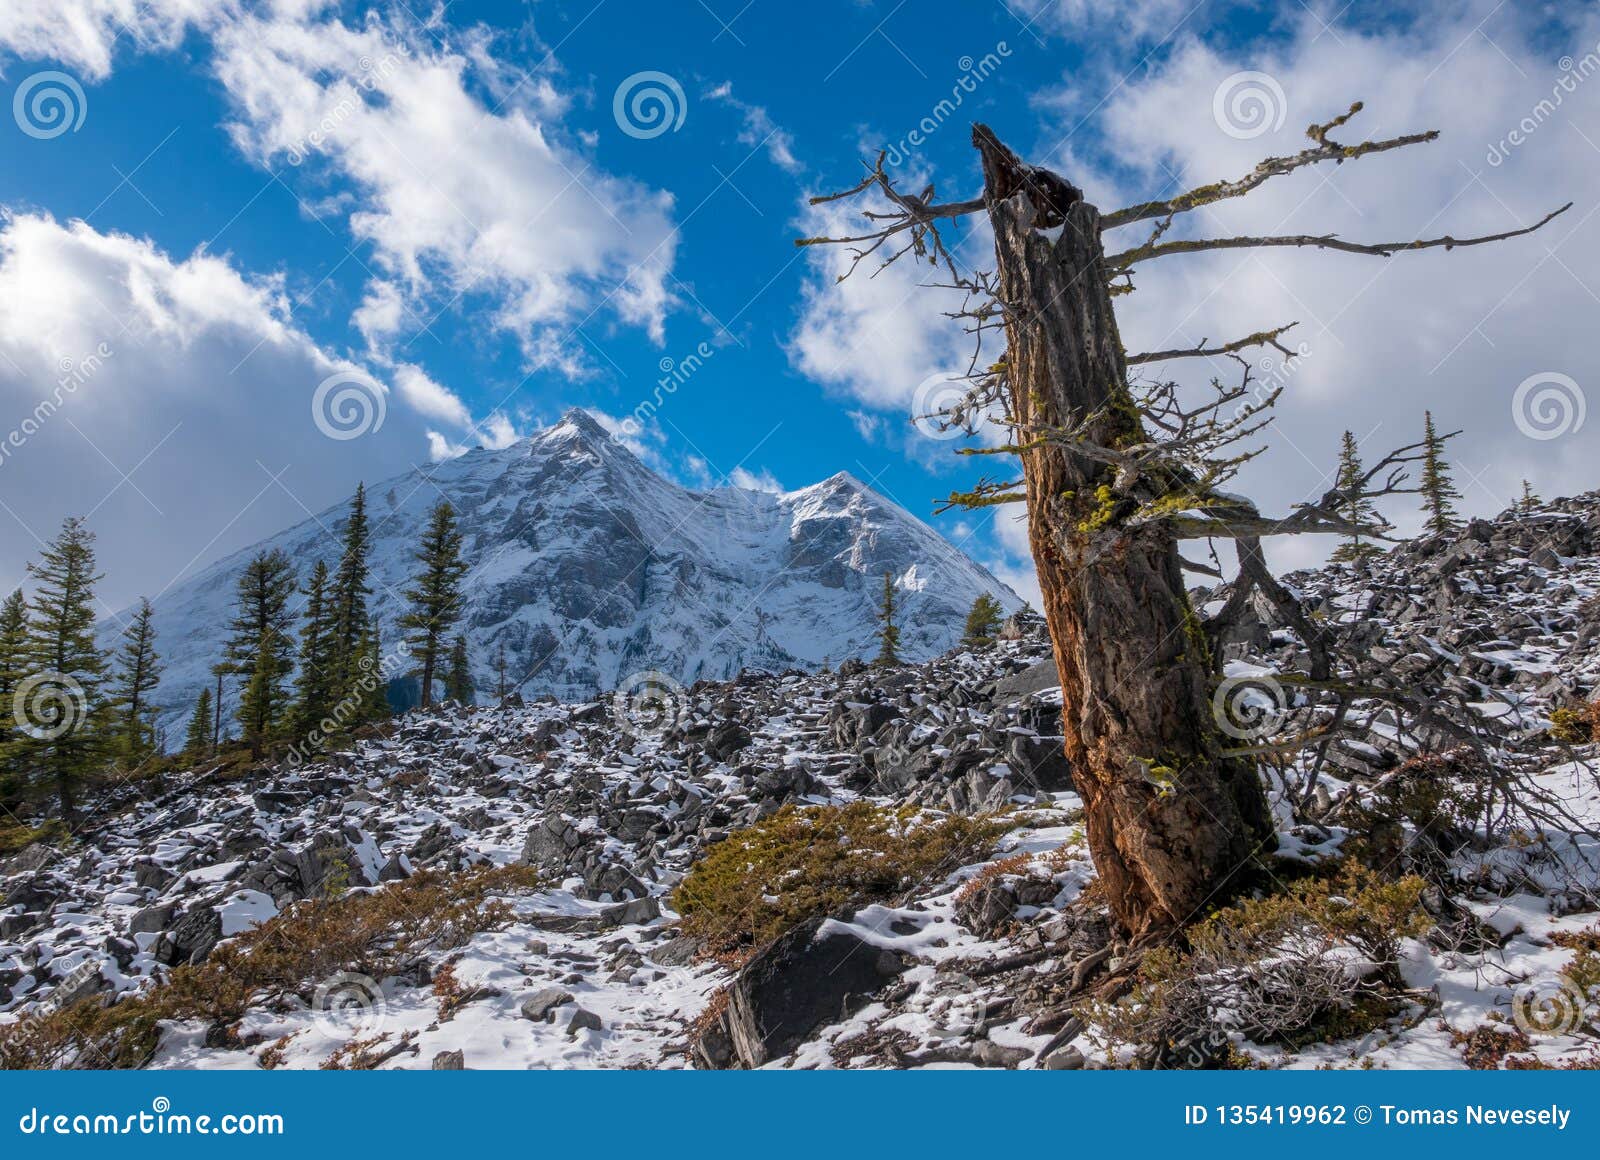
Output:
[
  {"xmin": 672, "ymin": 802, "xmax": 1009, "ymax": 960},
  {"xmin": 0, "ymin": 862, "xmax": 542, "ymax": 1069}
]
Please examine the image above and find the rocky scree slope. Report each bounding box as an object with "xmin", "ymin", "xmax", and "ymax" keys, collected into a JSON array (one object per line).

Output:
[{"xmin": 6, "ymin": 493, "xmax": 1600, "ymax": 1069}]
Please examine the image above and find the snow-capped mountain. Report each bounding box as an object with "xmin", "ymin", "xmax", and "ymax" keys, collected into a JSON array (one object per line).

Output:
[{"xmin": 124, "ymin": 408, "xmax": 1021, "ymax": 740}]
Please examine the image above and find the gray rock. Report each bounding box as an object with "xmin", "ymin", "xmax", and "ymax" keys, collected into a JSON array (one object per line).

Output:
[
  {"xmin": 971, "ymin": 1039, "xmax": 1031, "ymax": 1068},
  {"xmin": 129, "ymin": 903, "xmax": 176, "ymax": 935},
  {"xmin": 520, "ymin": 987, "xmax": 575, "ymax": 1022},
  {"xmin": 565, "ymin": 1007, "xmax": 603, "ymax": 1037},
  {"xmin": 705, "ymin": 916, "xmax": 899, "ymax": 1069},
  {"xmin": 432, "ymin": 1050, "xmax": 465, "ymax": 1070},
  {"xmin": 1041, "ymin": 1044, "xmax": 1086, "ymax": 1070}
]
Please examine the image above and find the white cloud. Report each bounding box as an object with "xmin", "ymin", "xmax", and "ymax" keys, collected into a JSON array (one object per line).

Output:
[
  {"xmin": 705, "ymin": 82, "xmax": 803, "ymax": 173},
  {"xmin": 847, "ymin": 408, "xmax": 882, "ymax": 442},
  {"xmin": 0, "ymin": 211, "xmax": 440, "ymax": 607},
  {"xmin": 730, "ymin": 465, "xmax": 784, "ymax": 493},
  {"xmin": 393, "ymin": 362, "xmax": 470, "ymax": 428},
  {"xmin": 0, "ymin": 0, "xmax": 227, "ymax": 80},
  {"xmin": 209, "ymin": 8, "xmax": 680, "ymax": 370},
  {"xmin": 788, "ymin": 198, "xmax": 982, "ymax": 411},
  {"xmin": 351, "ymin": 277, "xmax": 406, "ymax": 349}
]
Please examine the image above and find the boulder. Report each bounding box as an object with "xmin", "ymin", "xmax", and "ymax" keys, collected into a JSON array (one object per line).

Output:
[
  {"xmin": 519, "ymin": 987, "xmax": 574, "ymax": 1023},
  {"xmin": 154, "ymin": 906, "xmax": 223, "ymax": 966},
  {"xmin": 705, "ymin": 916, "xmax": 904, "ymax": 1068}
]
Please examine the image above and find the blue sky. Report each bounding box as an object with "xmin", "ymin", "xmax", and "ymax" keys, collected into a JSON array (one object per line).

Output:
[{"xmin": 0, "ymin": 0, "xmax": 1596, "ymax": 610}]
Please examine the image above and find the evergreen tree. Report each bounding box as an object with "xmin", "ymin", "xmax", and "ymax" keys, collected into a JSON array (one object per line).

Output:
[
  {"xmin": 354, "ymin": 615, "xmax": 392, "ymax": 723},
  {"xmin": 444, "ymin": 635, "xmax": 473, "ymax": 704},
  {"xmin": 0, "ymin": 588, "xmax": 30, "ymax": 808},
  {"xmin": 1519, "ymin": 479, "xmax": 1541, "ymax": 514},
  {"xmin": 328, "ymin": 483, "xmax": 373, "ymax": 701},
  {"xmin": 291, "ymin": 560, "xmax": 338, "ymax": 736},
  {"xmin": 110, "ymin": 598, "xmax": 162, "ymax": 765},
  {"xmin": 494, "ymin": 640, "xmax": 508, "ymax": 699},
  {"xmin": 183, "ymin": 686, "xmax": 213, "ymax": 759},
  {"xmin": 208, "ymin": 663, "xmax": 227, "ymax": 752},
  {"xmin": 398, "ymin": 500, "xmax": 467, "ymax": 708},
  {"xmin": 1328, "ymin": 431, "xmax": 1386, "ymax": 563},
  {"xmin": 20, "ymin": 517, "xmax": 107, "ymax": 821},
  {"xmin": 874, "ymin": 572, "xmax": 901, "ymax": 666},
  {"xmin": 239, "ymin": 625, "xmax": 293, "ymax": 756},
  {"xmin": 224, "ymin": 549, "xmax": 297, "ymax": 753},
  {"xmin": 963, "ymin": 593, "xmax": 1004, "ymax": 646},
  {"xmin": 1419, "ymin": 411, "xmax": 1462, "ymax": 536}
]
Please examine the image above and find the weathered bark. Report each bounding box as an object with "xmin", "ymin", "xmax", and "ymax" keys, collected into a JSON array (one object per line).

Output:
[{"xmin": 973, "ymin": 125, "xmax": 1271, "ymax": 938}]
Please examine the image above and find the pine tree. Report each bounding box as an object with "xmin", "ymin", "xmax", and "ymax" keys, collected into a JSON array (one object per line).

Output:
[
  {"xmin": 20, "ymin": 517, "xmax": 108, "ymax": 821},
  {"xmin": 399, "ymin": 500, "xmax": 467, "ymax": 708},
  {"xmin": 354, "ymin": 615, "xmax": 392, "ymax": 723},
  {"xmin": 1328, "ymin": 431, "xmax": 1385, "ymax": 563},
  {"xmin": 183, "ymin": 686, "xmax": 213, "ymax": 759},
  {"xmin": 1519, "ymin": 479, "xmax": 1541, "ymax": 514},
  {"xmin": 110, "ymin": 598, "xmax": 162, "ymax": 765},
  {"xmin": 291, "ymin": 560, "xmax": 338, "ymax": 737},
  {"xmin": 962, "ymin": 593, "xmax": 1004, "ymax": 646},
  {"xmin": 239, "ymin": 625, "xmax": 293, "ymax": 756},
  {"xmin": 328, "ymin": 483, "xmax": 373, "ymax": 702},
  {"xmin": 874, "ymin": 571, "xmax": 901, "ymax": 666},
  {"xmin": 0, "ymin": 588, "xmax": 30, "ymax": 808},
  {"xmin": 444, "ymin": 635, "xmax": 473, "ymax": 705},
  {"xmin": 494, "ymin": 640, "xmax": 509, "ymax": 700},
  {"xmin": 224, "ymin": 549, "xmax": 297, "ymax": 754},
  {"xmin": 1419, "ymin": 411, "xmax": 1461, "ymax": 536},
  {"xmin": 209, "ymin": 663, "xmax": 227, "ymax": 751}
]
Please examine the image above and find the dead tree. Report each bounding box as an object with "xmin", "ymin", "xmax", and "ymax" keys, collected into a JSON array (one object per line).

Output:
[{"xmin": 801, "ymin": 104, "xmax": 1567, "ymax": 937}]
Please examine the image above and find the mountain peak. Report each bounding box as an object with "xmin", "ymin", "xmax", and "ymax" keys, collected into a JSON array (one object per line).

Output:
[
  {"xmin": 129, "ymin": 414, "xmax": 1021, "ymax": 737},
  {"xmin": 551, "ymin": 406, "xmax": 612, "ymax": 440}
]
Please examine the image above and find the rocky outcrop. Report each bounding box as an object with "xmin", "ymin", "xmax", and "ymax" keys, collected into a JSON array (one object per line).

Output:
[{"xmin": 693, "ymin": 916, "xmax": 905, "ymax": 1069}]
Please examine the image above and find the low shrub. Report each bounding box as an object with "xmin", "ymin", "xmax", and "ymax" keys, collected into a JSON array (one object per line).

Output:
[
  {"xmin": 0, "ymin": 862, "xmax": 542, "ymax": 1069},
  {"xmin": 673, "ymin": 802, "xmax": 1009, "ymax": 960},
  {"xmin": 1083, "ymin": 863, "xmax": 1431, "ymax": 1067},
  {"xmin": 1549, "ymin": 701, "xmax": 1600, "ymax": 745}
]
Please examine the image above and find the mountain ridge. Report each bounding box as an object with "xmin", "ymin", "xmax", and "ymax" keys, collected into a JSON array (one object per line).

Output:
[{"xmin": 120, "ymin": 409, "xmax": 1022, "ymax": 742}]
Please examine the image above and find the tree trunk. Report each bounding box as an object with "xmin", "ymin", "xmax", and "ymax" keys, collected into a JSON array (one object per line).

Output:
[{"xmin": 973, "ymin": 126, "xmax": 1271, "ymax": 938}]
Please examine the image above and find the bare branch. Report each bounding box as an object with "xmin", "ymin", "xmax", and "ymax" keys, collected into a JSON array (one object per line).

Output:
[
  {"xmin": 1102, "ymin": 103, "xmax": 1438, "ymax": 231},
  {"xmin": 1107, "ymin": 204, "xmax": 1572, "ymax": 270},
  {"xmin": 1127, "ymin": 322, "xmax": 1299, "ymax": 367}
]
